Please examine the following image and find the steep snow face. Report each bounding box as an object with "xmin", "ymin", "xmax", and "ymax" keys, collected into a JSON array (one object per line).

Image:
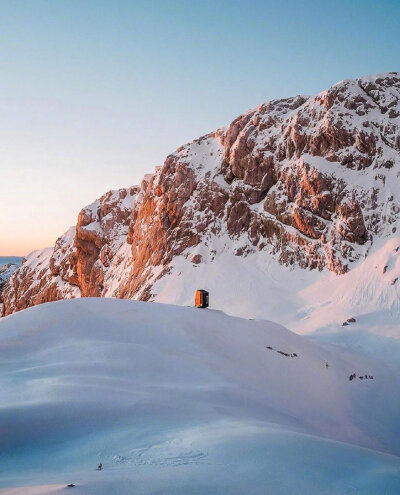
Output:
[
  {"xmin": 294, "ymin": 236, "xmax": 400, "ymax": 336},
  {"xmin": 2, "ymin": 72, "xmax": 400, "ymax": 319},
  {"xmin": 0, "ymin": 299, "xmax": 399, "ymax": 494}
]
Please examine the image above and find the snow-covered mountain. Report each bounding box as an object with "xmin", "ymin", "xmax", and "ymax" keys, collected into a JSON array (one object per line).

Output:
[
  {"xmin": 0, "ymin": 263, "xmax": 19, "ymax": 292},
  {"xmin": 0, "ymin": 262, "xmax": 20, "ymax": 314},
  {"xmin": 0, "ymin": 298, "xmax": 399, "ymax": 494},
  {"xmin": 2, "ymin": 72, "xmax": 400, "ymax": 334}
]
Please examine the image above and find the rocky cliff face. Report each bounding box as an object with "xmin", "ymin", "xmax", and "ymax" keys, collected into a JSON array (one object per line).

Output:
[
  {"xmin": 3, "ymin": 72, "xmax": 400, "ymax": 316},
  {"xmin": 1, "ymin": 186, "xmax": 140, "ymax": 314}
]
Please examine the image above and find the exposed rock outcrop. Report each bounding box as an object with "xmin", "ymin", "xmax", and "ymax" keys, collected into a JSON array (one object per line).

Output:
[
  {"xmin": 3, "ymin": 72, "xmax": 400, "ymax": 315},
  {"xmin": 2, "ymin": 186, "xmax": 139, "ymax": 314}
]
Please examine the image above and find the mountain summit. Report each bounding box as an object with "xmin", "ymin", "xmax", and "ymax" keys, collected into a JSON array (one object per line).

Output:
[{"xmin": 3, "ymin": 72, "xmax": 400, "ymax": 326}]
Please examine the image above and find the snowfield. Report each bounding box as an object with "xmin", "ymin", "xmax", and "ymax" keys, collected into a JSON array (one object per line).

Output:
[
  {"xmin": 0, "ymin": 298, "xmax": 399, "ymax": 494},
  {"xmin": 152, "ymin": 236, "xmax": 400, "ymax": 341}
]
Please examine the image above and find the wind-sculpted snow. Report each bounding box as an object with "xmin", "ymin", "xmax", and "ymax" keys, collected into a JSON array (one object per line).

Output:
[
  {"xmin": 0, "ymin": 299, "xmax": 399, "ymax": 493},
  {"xmin": 2, "ymin": 72, "xmax": 400, "ymax": 318}
]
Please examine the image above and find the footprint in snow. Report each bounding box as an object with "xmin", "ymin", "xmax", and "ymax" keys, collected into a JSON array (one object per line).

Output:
[{"xmin": 109, "ymin": 439, "xmax": 208, "ymax": 467}]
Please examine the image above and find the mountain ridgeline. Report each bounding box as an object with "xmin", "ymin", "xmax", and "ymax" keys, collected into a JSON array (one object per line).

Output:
[{"xmin": 2, "ymin": 72, "xmax": 400, "ymax": 318}]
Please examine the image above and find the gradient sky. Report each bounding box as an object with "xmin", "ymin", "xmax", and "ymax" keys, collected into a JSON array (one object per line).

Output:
[{"xmin": 1, "ymin": 0, "xmax": 399, "ymax": 255}]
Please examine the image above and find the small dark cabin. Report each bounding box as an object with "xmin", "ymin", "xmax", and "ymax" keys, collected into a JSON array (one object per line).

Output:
[{"xmin": 195, "ymin": 290, "xmax": 209, "ymax": 308}]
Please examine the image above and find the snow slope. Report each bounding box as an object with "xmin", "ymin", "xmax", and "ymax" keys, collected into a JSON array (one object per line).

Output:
[
  {"xmin": 0, "ymin": 299, "xmax": 399, "ymax": 493},
  {"xmin": 150, "ymin": 235, "xmax": 400, "ymax": 343},
  {"xmin": 295, "ymin": 237, "xmax": 400, "ymax": 335}
]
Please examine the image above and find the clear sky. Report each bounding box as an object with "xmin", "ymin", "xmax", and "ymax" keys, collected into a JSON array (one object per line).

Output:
[{"xmin": 1, "ymin": 0, "xmax": 399, "ymax": 255}]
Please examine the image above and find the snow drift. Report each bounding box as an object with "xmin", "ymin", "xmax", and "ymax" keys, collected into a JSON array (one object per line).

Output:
[{"xmin": 0, "ymin": 299, "xmax": 399, "ymax": 493}]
